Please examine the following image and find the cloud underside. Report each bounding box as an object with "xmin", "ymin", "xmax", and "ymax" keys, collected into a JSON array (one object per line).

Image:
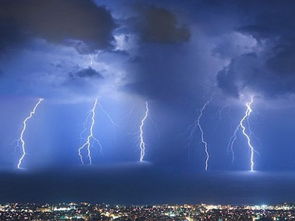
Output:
[
  {"xmin": 0, "ymin": 0, "xmax": 116, "ymax": 53},
  {"xmin": 217, "ymin": 1, "xmax": 295, "ymax": 98}
]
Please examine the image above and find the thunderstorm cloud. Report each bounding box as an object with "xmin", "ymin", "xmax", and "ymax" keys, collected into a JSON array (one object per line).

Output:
[
  {"xmin": 135, "ymin": 6, "xmax": 190, "ymax": 44},
  {"xmin": 216, "ymin": 0, "xmax": 295, "ymax": 98},
  {"xmin": 1, "ymin": 0, "xmax": 295, "ymax": 102},
  {"xmin": 0, "ymin": 0, "xmax": 116, "ymax": 53}
]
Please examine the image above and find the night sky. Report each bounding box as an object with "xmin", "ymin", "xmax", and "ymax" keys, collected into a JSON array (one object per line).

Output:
[{"xmin": 1, "ymin": 0, "xmax": 295, "ymax": 204}]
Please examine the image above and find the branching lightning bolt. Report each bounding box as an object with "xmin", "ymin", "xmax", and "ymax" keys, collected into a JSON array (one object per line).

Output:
[
  {"xmin": 139, "ymin": 101, "xmax": 149, "ymax": 162},
  {"xmin": 240, "ymin": 96, "xmax": 255, "ymax": 172},
  {"xmin": 197, "ymin": 99, "xmax": 212, "ymax": 171},
  {"xmin": 78, "ymin": 98, "xmax": 99, "ymax": 165},
  {"xmin": 227, "ymin": 96, "xmax": 256, "ymax": 171},
  {"xmin": 17, "ymin": 98, "xmax": 44, "ymax": 169}
]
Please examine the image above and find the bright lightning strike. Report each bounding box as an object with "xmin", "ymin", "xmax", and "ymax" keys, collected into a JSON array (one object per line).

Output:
[
  {"xmin": 17, "ymin": 98, "xmax": 44, "ymax": 169},
  {"xmin": 197, "ymin": 99, "xmax": 212, "ymax": 171},
  {"xmin": 78, "ymin": 98, "xmax": 100, "ymax": 165},
  {"xmin": 227, "ymin": 96, "xmax": 256, "ymax": 171},
  {"xmin": 240, "ymin": 96, "xmax": 256, "ymax": 172},
  {"xmin": 139, "ymin": 101, "xmax": 149, "ymax": 162}
]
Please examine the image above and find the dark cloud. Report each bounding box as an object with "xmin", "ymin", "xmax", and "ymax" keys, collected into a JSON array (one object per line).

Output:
[
  {"xmin": 216, "ymin": 1, "xmax": 295, "ymax": 98},
  {"xmin": 64, "ymin": 67, "xmax": 104, "ymax": 95},
  {"xmin": 135, "ymin": 7, "xmax": 190, "ymax": 44},
  {"xmin": 237, "ymin": 2, "xmax": 295, "ymax": 41},
  {"xmin": 217, "ymin": 53, "xmax": 262, "ymax": 97},
  {"xmin": 70, "ymin": 67, "xmax": 104, "ymax": 79},
  {"xmin": 217, "ymin": 47, "xmax": 295, "ymax": 98},
  {"xmin": 0, "ymin": 0, "xmax": 116, "ymax": 53},
  {"xmin": 217, "ymin": 67, "xmax": 239, "ymax": 98}
]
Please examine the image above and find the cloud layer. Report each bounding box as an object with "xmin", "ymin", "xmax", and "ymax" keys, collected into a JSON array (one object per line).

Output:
[{"xmin": 1, "ymin": 0, "xmax": 295, "ymax": 102}]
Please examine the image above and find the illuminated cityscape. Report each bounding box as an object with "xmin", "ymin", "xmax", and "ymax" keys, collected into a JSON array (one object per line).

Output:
[{"xmin": 0, "ymin": 202, "xmax": 295, "ymax": 220}]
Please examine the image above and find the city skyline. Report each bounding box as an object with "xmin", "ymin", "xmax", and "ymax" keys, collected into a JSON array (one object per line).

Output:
[{"xmin": 0, "ymin": 202, "xmax": 294, "ymax": 220}]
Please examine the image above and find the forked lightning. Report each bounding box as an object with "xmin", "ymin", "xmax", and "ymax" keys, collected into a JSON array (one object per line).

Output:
[
  {"xmin": 78, "ymin": 98, "xmax": 99, "ymax": 165},
  {"xmin": 227, "ymin": 96, "xmax": 256, "ymax": 171},
  {"xmin": 240, "ymin": 96, "xmax": 256, "ymax": 172}
]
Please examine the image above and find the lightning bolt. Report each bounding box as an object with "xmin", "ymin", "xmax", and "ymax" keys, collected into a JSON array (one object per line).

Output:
[
  {"xmin": 139, "ymin": 101, "xmax": 149, "ymax": 162},
  {"xmin": 17, "ymin": 98, "xmax": 44, "ymax": 169},
  {"xmin": 227, "ymin": 96, "xmax": 256, "ymax": 171},
  {"xmin": 240, "ymin": 96, "xmax": 255, "ymax": 172},
  {"xmin": 78, "ymin": 98, "xmax": 100, "ymax": 165},
  {"xmin": 197, "ymin": 99, "xmax": 212, "ymax": 171}
]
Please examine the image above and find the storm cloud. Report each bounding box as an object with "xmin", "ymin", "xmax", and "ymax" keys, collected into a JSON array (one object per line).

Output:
[
  {"xmin": 0, "ymin": 0, "xmax": 116, "ymax": 53},
  {"xmin": 135, "ymin": 6, "xmax": 190, "ymax": 44},
  {"xmin": 1, "ymin": 0, "xmax": 295, "ymax": 102},
  {"xmin": 217, "ymin": 0, "xmax": 295, "ymax": 98}
]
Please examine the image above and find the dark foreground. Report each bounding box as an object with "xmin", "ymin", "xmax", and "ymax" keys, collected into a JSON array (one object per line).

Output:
[{"xmin": 0, "ymin": 202, "xmax": 294, "ymax": 220}]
